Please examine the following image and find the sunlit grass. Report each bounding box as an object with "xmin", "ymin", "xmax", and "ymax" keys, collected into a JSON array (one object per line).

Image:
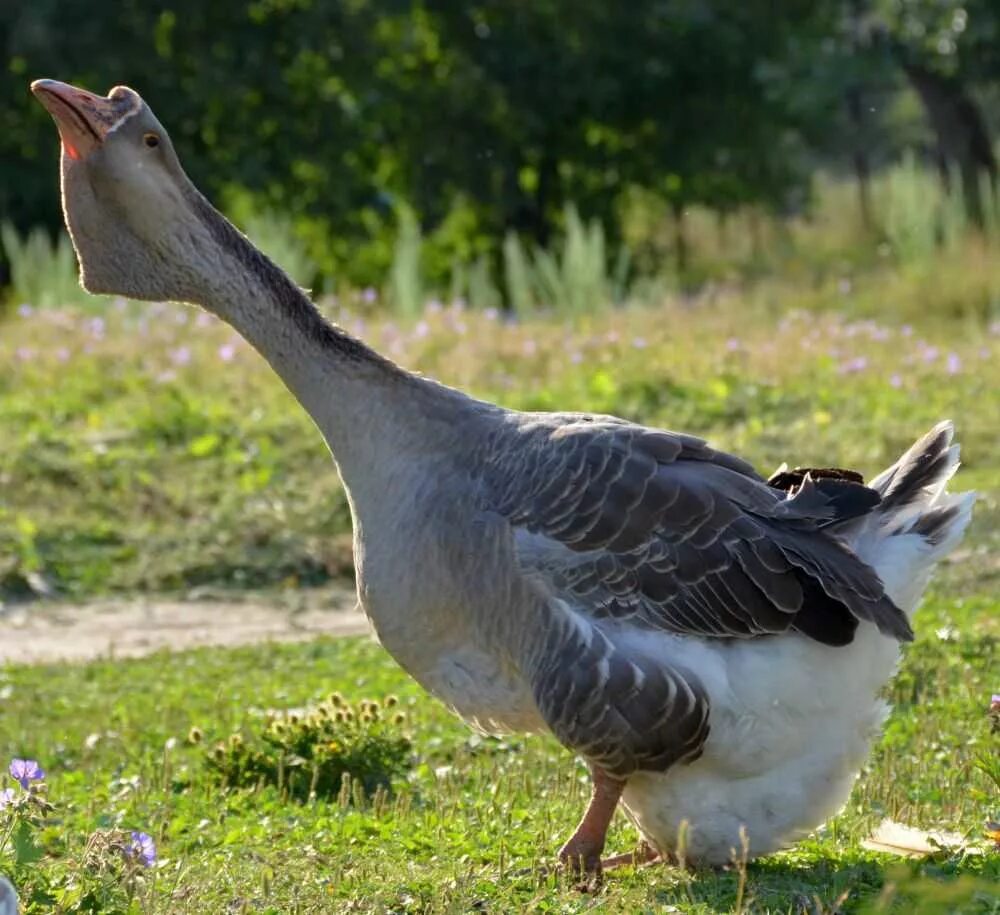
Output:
[
  {"xmin": 0, "ymin": 612, "xmax": 996, "ymax": 913},
  {"xmin": 1, "ymin": 282, "xmax": 997, "ymax": 599}
]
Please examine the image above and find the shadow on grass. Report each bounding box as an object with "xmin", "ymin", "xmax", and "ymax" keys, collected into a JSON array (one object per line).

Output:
[{"xmin": 635, "ymin": 851, "xmax": 1000, "ymax": 914}]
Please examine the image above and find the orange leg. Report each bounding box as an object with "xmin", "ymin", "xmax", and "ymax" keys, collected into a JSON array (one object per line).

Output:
[
  {"xmin": 600, "ymin": 840, "xmax": 661, "ymax": 871},
  {"xmin": 558, "ymin": 766, "xmax": 625, "ymax": 874}
]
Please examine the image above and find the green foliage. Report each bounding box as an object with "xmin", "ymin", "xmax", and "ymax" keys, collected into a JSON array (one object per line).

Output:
[
  {"xmin": 0, "ymin": 222, "xmax": 89, "ymax": 312},
  {"xmin": 206, "ymin": 695, "xmax": 412, "ymax": 801},
  {"xmin": 524, "ymin": 205, "xmax": 624, "ymax": 314},
  {"xmin": 4, "ymin": 3, "xmax": 998, "ymax": 295},
  {"xmin": 876, "ymin": 154, "xmax": 974, "ymax": 262},
  {"xmin": 388, "ymin": 206, "xmax": 423, "ymax": 317},
  {"xmin": 0, "ymin": 1, "xmax": 866, "ymax": 288}
]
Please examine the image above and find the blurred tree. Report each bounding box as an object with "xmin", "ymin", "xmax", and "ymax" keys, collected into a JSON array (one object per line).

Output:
[
  {"xmin": 1, "ymin": 0, "xmax": 997, "ymax": 288},
  {"xmin": 873, "ymin": 0, "xmax": 998, "ymax": 223}
]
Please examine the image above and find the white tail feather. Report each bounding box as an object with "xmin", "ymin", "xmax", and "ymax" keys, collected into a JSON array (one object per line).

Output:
[{"xmin": 851, "ymin": 422, "xmax": 975, "ymax": 615}]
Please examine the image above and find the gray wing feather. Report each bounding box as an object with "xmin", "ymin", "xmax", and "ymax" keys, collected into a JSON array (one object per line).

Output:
[
  {"xmin": 530, "ymin": 604, "xmax": 709, "ymax": 776},
  {"xmin": 486, "ymin": 415, "xmax": 910, "ymax": 645},
  {"xmin": 479, "ymin": 414, "xmax": 909, "ymax": 775}
]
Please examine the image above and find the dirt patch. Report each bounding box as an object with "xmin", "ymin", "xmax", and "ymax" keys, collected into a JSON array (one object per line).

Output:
[{"xmin": 0, "ymin": 587, "xmax": 370, "ymax": 665}]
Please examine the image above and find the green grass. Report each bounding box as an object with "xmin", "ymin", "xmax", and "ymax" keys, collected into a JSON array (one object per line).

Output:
[
  {"xmin": 0, "ymin": 612, "xmax": 997, "ymax": 913},
  {"xmin": 1, "ymin": 257, "xmax": 999, "ymax": 911},
  {"xmin": 1, "ymin": 278, "xmax": 998, "ymax": 600}
]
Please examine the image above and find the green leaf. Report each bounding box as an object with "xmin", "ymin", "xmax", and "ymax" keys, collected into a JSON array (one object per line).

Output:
[
  {"xmin": 188, "ymin": 433, "xmax": 222, "ymax": 457},
  {"xmin": 13, "ymin": 820, "xmax": 43, "ymax": 865}
]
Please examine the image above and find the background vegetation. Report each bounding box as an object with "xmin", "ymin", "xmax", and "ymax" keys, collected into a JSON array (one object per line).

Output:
[
  {"xmin": 1, "ymin": 2, "xmax": 998, "ymax": 912},
  {"xmin": 3, "ymin": 0, "xmax": 1000, "ymax": 301}
]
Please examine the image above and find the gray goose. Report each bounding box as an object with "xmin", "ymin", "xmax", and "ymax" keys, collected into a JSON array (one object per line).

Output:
[{"xmin": 32, "ymin": 80, "xmax": 974, "ymax": 873}]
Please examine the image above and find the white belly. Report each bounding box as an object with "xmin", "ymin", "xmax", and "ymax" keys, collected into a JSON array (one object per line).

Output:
[{"xmin": 617, "ymin": 622, "xmax": 901, "ymax": 865}]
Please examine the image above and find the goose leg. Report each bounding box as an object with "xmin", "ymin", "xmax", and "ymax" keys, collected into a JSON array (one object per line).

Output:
[
  {"xmin": 600, "ymin": 840, "xmax": 660, "ymax": 871},
  {"xmin": 558, "ymin": 766, "xmax": 625, "ymax": 874}
]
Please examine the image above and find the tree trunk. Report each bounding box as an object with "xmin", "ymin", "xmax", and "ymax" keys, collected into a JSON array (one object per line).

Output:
[
  {"xmin": 901, "ymin": 60, "xmax": 997, "ymax": 227},
  {"xmin": 845, "ymin": 84, "xmax": 874, "ymax": 232}
]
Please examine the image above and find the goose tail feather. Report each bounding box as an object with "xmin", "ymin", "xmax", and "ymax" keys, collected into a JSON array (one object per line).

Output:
[{"xmin": 850, "ymin": 421, "xmax": 975, "ymax": 616}]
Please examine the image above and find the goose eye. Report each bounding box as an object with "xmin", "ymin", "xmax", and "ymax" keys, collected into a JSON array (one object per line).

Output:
[{"xmin": 143, "ymin": 133, "xmax": 160, "ymax": 149}]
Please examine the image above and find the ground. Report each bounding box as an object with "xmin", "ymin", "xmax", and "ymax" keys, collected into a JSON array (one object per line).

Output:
[{"xmin": 0, "ymin": 590, "xmax": 365, "ymax": 665}]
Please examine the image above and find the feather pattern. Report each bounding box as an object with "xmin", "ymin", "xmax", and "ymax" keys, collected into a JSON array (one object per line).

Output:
[
  {"xmin": 476, "ymin": 414, "xmax": 912, "ymax": 774},
  {"xmin": 484, "ymin": 415, "xmax": 910, "ymax": 644}
]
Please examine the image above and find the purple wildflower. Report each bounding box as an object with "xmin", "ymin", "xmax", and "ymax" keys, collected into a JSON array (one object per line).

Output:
[
  {"xmin": 170, "ymin": 346, "xmax": 192, "ymax": 366},
  {"xmin": 16, "ymin": 304, "xmax": 33, "ymax": 318},
  {"xmin": 425, "ymin": 298, "xmax": 443, "ymax": 314},
  {"xmin": 946, "ymin": 352, "xmax": 962, "ymax": 375},
  {"xmin": 0, "ymin": 788, "xmax": 14, "ymax": 808},
  {"xmin": 361, "ymin": 287, "xmax": 378, "ymax": 304},
  {"xmin": 921, "ymin": 345, "xmax": 939, "ymax": 363},
  {"xmin": 126, "ymin": 831, "xmax": 157, "ymax": 867},
  {"xmin": 86, "ymin": 317, "xmax": 106, "ymax": 339},
  {"xmin": 218, "ymin": 343, "xmax": 236, "ymax": 362},
  {"xmin": 9, "ymin": 759, "xmax": 44, "ymax": 790},
  {"xmin": 838, "ymin": 356, "xmax": 868, "ymax": 374},
  {"xmin": 725, "ymin": 337, "xmax": 741, "ymax": 352},
  {"xmin": 15, "ymin": 347, "xmax": 35, "ymax": 362},
  {"xmin": 195, "ymin": 312, "xmax": 214, "ymax": 328},
  {"xmin": 889, "ymin": 373, "xmax": 903, "ymax": 389},
  {"xmin": 413, "ymin": 320, "xmax": 429, "ymax": 339},
  {"xmin": 483, "ymin": 308, "xmax": 499, "ymax": 322},
  {"xmin": 55, "ymin": 347, "xmax": 70, "ymax": 363},
  {"xmin": 631, "ymin": 337, "xmax": 647, "ymax": 350}
]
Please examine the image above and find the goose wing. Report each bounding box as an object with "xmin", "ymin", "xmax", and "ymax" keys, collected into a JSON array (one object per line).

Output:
[
  {"xmin": 481, "ymin": 414, "xmax": 909, "ymax": 776},
  {"xmin": 486, "ymin": 414, "xmax": 910, "ymax": 646}
]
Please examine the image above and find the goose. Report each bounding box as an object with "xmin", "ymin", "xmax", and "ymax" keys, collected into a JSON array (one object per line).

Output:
[
  {"xmin": 0, "ymin": 876, "xmax": 16, "ymax": 915},
  {"xmin": 31, "ymin": 79, "xmax": 975, "ymax": 874}
]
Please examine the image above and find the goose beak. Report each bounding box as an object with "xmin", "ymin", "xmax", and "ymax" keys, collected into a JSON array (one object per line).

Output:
[{"xmin": 31, "ymin": 79, "xmax": 139, "ymax": 161}]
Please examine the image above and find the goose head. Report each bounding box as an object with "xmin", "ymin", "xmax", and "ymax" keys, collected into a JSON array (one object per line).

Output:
[{"xmin": 31, "ymin": 79, "xmax": 215, "ymax": 303}]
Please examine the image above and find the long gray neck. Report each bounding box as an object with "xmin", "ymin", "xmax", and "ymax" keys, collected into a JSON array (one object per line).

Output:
[{"xmin": 184, "ymin": 195, "xmax": 471, "ymax": 485}]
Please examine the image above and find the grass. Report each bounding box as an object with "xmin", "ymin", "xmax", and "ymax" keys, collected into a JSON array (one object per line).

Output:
[
  {"xmin": 1, "ymin": 270, "xmax": 998, "ymax": 600},
  {"xmin": 0, "ymin": 247, "xmax": 998, "ymax": 910},
  {"xmin": 0, "ymin": 612, "xmax": 997, "ymax": 913}
]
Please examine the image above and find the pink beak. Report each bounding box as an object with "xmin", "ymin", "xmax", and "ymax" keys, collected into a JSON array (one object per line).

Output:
[{"xmin": 31, "ymin": 79, "xmax": 139, "ymax": 160}]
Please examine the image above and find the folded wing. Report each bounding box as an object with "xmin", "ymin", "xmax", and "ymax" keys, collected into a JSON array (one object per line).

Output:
[{"xmin": 487, "ymin": 415, "xmax": 912, "ymax": 647}]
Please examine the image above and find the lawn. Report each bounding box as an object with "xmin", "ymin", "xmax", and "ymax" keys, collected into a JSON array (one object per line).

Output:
[{"xmin": 0, "ymin": 280, "xmax": 998, "ymax": 912}]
